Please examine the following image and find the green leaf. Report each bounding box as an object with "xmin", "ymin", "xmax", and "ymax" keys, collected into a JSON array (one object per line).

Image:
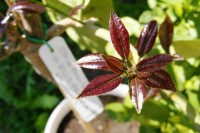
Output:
[
  {"xmin": 147, "ymin": 0, "xmax": 157, "ymax": 9},
  {"xmin": 185, "ymin": 76, "xmax": 200, "ymax": 112},
  {"xmin": 66, "ymin": 23, "xmax": 107, "ymax": 52},
  {"xmin": 42, "ymin": 0, "xmax": 72, "ymax": 22},
  {"xmin": 173, "ymin": 3, "xmax": 183, "ymax": 18},
  {"xmin": 139, "ymin": 7, "xmax": 165, "ymax": 23},
  {"xmin": 43, "ymin": 0, "xmax": 113, "ymax": 52},
  {"xmin": 121, "ymin": 17, "xmax": 141, "ymax": 37},
  {"xmin": 35, "ymin": 113, "xmax": 49, "ymax": 132},
  {"xmin": 105, "ymin": 102, "xmax": 132, "ymax": 122},
  {"xmin": 173, "ymin": 40, "xmax": 200, "ymax": 58},
  {"xmin": 31, "ymin": 94, "xmax": 59, "ymax": 109},
  {"xmin": 167, "ymin": 63, "xmax": 185, "ymax": 91},
  {"xmin": 82, "ymin": 0, "xmax": 113, "ymax": 28},
  {"xmin": 174, "ymin": 21, "xmax": 197, "ymax": 40},
  {"xmin": 139, "ymin": 125, "xmax": 157, "ymax": 133},
  {"xmin": 140, "ymin": 100, "xmax": 170, "ymax": 124},
  {"xmin": 123, "ymin": 95, "xmax": 134, "ymax": 109}
]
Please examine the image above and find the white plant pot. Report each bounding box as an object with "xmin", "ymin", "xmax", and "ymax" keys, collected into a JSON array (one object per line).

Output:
[{"xmin": 44, "ymin": 83, "xmax": 128, "ymax": 133}]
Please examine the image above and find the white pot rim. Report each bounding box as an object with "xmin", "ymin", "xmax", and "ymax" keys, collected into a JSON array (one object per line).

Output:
[{"xmin": 44, "ymin": 83, "xmax": 128, "ymax": 133}]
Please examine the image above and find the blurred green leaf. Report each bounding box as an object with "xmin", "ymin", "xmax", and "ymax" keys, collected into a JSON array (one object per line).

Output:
[
  {"xmin": 139, "ymin": 7, "xmax": 165, "ymax": 23},
  {"xmin": 31, "ymin": 94, "xmax": 59, "ymax": 109},
  {"xmin": 66, "ymin": 23, "xmax": 107, "ymax": 52},
  {"xmin": 139, "ymin": 100, "xmax": 170, "ymax": 126},
  {"xmin": 175, "ymin": 123, "xmax": 197, "ymax": 133},
  {"xmin": 121, "ymin": 17, "xmax": 141, "ymax": 37},
  {"xmin": 173, "ymin": 40, "xmax": 200, "ymax": 58},
  {"xmin": 42, "ymin": 0, "xmax": 72, "ymax": 22},
  {"xmin": 139, "ymin": 125, "xmax": 157, "ymax": 133},
  {"xmin": 123, "ymin": 95, "xmax": 134, "ymax": 109},
  {"xmin": 35, "ymin": 113, "xmax": 49, "ymax": 132},
  {"xmin": 167, "ymin": 63, "xmax": 186, "ymax": 91},
  {"xmin": 174, "ymin": 21, "xmax": 197, "ymax": 40},
  {"xmin": 174, "ymin": 3, "xmax": 183, "ymax": 18},
  {"xmin": 185, "ymin": 76, "xmax": 200, "ymax": 112},
  {"xmin": 105, "ymin": 102, "xmax": 134, "ymax": 122},
  {"xmin": 82, "ymin": 0, "xmax": 112, "ymax": 28},
  {"xmin": 147, "ymin": 0, "xmax": 157, "ymax": 9}
]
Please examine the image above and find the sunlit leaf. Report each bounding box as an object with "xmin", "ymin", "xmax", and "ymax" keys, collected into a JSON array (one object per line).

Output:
[
  {"xmin": 101, "ymin": 54, "xmax": 125, "ymax": 74},
  {"xmin": 136, "ymin": 54, "xmax": 183, "ymax": 72},
  {"xmin": 121, "ymin": 17, "xmax": 140, "ymax": 37},
  {"xmin": 77, "ymin": 53, "xmax": 110, "ymax": 70},
  {"xmin": 7, "ymin": 1, "xmax": 46, "ymax": 14},
  {"xmin": 66, "ymin": 23, "xmax": 107, "ymax": 52},
  {"xmin": 135, "ymin": 20, "xmax": 158, "ymax": 57},
  {"xmin": 139, "ymin": 69, "xmax": 176, "ymax": 91},
  {"xmin": 159, "ymin": 15, "xmax": 174, "ymax": 54},
  {"xmin": 173, "ymin": 40, "xmax": 200, "ymax": 58},
  {"xmin": 83, "ymin": 0, "xmax": 112, "ymax": 28},
  {"xmin": 129, "ymin": 78, "xmax": 147, "ymax": 113},
  {"xmin": 77, "ymin": 74, "xmax": 122, "ymax": 98},
  {"xmin": 109, "ymin": 10, "xmax": 130, "ymax": 59}
]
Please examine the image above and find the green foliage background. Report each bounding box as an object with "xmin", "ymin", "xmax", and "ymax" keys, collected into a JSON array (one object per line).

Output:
[{"xmin": 0, "ymin": 0, "xmax": 200, "ymax": 132}]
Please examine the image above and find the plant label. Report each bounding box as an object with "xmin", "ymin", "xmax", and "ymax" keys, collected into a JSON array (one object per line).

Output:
[{"xmin": 39, "ymin": 36, "xmax": 104, "ymax": 122}]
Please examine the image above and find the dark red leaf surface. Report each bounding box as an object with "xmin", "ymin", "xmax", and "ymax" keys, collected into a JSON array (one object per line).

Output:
[
  {"xmin": 136, "ymin": 54, "xmax": 183, "ymax": 72},
  {"xmin": 77, "ymin": 53, "xmax": 110, "ymax": 70},
  {"xmin": 135, "ymin": 20, "xmax": 158, "ymax": 57},
  {"xmin": 101, "ymin": 54, "xmax": 125, "ymax": 74},
  {"xmin": 130, "ymin": 78, "xmax": 147, "ymax": 113},
  {"xmin": 139, "ymin": 69, "xmax": 176, "ymax": 91},
  {"xmin": 159, "ymin": 15, "xmax": 174, "ymax": 54},
  {"xmin": 7, "ymin": 1, "xmax": 46, "ymax": 14},
  {"xmin": 77, "ymin": 74, "xmax": 122, "ymax": 98},
  {"xmin": 109, "ymin": 11, "xmax": 130, "ymax": 59}
]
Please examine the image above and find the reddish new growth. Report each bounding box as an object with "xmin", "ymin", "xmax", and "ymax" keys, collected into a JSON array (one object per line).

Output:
[{"xmin": 77, "ymin": 11, "xmax": 182, "ymax": 113}]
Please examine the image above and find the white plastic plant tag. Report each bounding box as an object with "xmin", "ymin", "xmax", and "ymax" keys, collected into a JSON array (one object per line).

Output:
[{"xmin": 39, "ymin": 36, "xmax": 104, "ymax": 122}]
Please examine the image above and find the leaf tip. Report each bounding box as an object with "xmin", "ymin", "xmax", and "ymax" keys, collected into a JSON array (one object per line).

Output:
[
  {"xmin": 136, "ymin": 108, "xmax": 142, "ymax": 114},
  {"xmin": 76, "ymin": 94, "xmax": 83, "ymax": 99},
  {"xmin": 172, "ymin": 54, "xmax": 184, "ymax": 61}
]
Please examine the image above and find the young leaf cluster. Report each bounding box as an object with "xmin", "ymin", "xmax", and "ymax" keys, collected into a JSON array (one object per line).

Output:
[{"xmin": 77, "ymin": 11, "xmax": 182, "ymax": 113}]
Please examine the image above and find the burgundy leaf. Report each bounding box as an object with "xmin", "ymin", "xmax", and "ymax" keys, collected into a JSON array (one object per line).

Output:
[
  {"xmin": 7, "ymin": 1, "xmax": 46, "ymax": 14},
  {"xmin": 159, "ymin": 15, "xmax": 174, "ymax": 54},
  {"xmin": 69, "ymin": 4, "xmax": 84, "ymax": 16},
  {"xmin": 101, "ymin": 54, "xmax": 125, "ymax": 74},
  {"xmin": 136, "ymin": 54, "xmax": 183, "ymax": 72},
  {"xmin": 129, "ymin": 78, "xmax": 147, "ymax": 113},
  {"xmin": 135, "ymin": 20, "xmax": 158, "ymax": 57},
  {"xmin": 109, "ymin": 11, "xmax": 130, "ymax": 59},
  {"xmin": 77, "ymin": 53, "xmax": 110, "ymax": 70},
  {"xmin": 145, "ymin": 88, "xmax": 160, "ymax": 100},
  {"xmin": 139, "ymin": 69, "xmax": 176, "ymax": 91},
  {"xmin": 77, "ymin": 74, "xmax": 122, "ymax": 98}
]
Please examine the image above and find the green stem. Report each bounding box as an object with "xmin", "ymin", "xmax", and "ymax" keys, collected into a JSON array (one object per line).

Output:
[{"xmin": 34, "ymin": 1, "xmax": 85, "ymax": 25}]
